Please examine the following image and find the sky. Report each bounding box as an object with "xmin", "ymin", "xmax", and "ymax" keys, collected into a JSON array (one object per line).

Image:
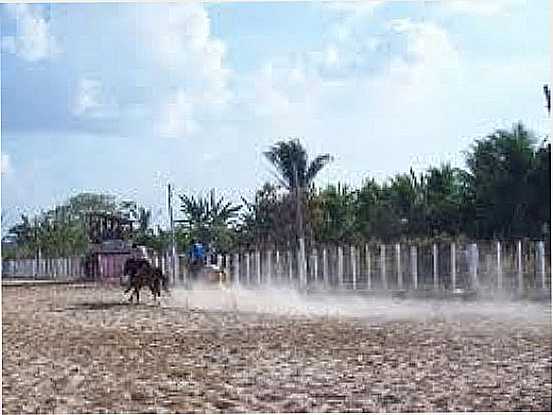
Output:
[{"xmin": 1, "ymin": 0, "xmax": 550, "ymax": 230}]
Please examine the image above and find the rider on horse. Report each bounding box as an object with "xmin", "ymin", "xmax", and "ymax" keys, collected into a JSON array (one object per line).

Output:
[{"xmin": 188, "ymin": 240, "xmax": 207, "ymax": 281}]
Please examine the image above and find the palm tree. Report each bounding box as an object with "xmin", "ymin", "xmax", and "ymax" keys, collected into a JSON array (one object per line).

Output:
[
  {"xmin": 263, "ymin": 139, "xmax": 333, "ymax": 192},
  {"xmin": 264, "ymin": 138, "xmax": 332, "ymax": 284},
  {"xmin": 264, "ymin": 139, "xmax": 332, "ymax": 236},
  {"xmin": 177, "ymin": 189, "xmax": 241, "ymax": 252}
]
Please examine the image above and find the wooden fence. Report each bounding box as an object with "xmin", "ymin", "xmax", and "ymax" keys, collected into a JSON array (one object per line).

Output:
[
  {"xmin": 220, "ymin": 240, "xmax": 551, "ymax": 296},
  {"xmin": 2, "ymin": 257, "xmax": 86, "ymax": 280},
  {"xmin": 3, "ymin": 240, "xmax": 550, "ymax": 297}
]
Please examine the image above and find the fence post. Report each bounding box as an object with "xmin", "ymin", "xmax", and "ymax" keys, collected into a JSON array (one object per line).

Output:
[
  {"xmin": 411, "ymin": 245, "xmax": 418, "ymax": 290},
  {"xmin": 380, "ymin": 244, "xmax": 387, "ymax": 290},
  {"xmin": 298, "ymin": 238, "xmax": 307, "ymax": 288},
  {"xmin": 451, "ymin": 242, "xmax": 456, "ymax": 291},
  {"xmin": 365, "ymin": 244, "xmax": 371, "ymax": 290},
  {"xmin": 337, "ymin": 246, "xmax": 344, "ymax": 289},
  {"xmin": 245, "ymin": 252, "xmax": 251, "ymax": 285},
  {"xmin": 275, "ymin": 250, "xmax": 281, "ymax": 282},
  {"xmin": 266, "ymin": 250, "xmax": 272, "ymax": 285},
  {"xmin": 233, "ymin": 253, "xmax": 240, "ymax": 287},
  {"xmin": 223, "ymin": 254, "xmax": 230, "ymax": 281},
  {"xmin": 322, "ymin": 247, "xmax": 329, "ymax": 288},
  {"xmin": 312, "ymin": 248, "xmax": 318, "ymax": 284},
  {"xmin": 496, "ymin": 241, "xmax": 502, "ymax": 292},
  {"xmin": 256, "ymin": 250, "xmax": 261, "ymax": 285},
  {"xmin": 350, "ymin": 246, "xmax": 357, "ymax": 290},
  {"xmin": 537, "ymin": 241, "xmax": 546, "ymax": 291},
  {"xmin": 396, "ymin": 243, "xmax": 402, "ymax": 290},
  {"xmin": 433, "ymin": 243, "xmax": 438, "ymax": 291},
  {"xmin": 470, "ymin": 243, "xmax": 479, "ymax": 290},
  {"xmin": 175, "ymin": 256, "xmax": 180, "ymax": 286},
  {"xmin": 288, "ymin": 250, "xmax": 293, "ymax": 283},
  {"xmin": 517, "ymin": 240, "xmax": 523, "ymax": 294}
]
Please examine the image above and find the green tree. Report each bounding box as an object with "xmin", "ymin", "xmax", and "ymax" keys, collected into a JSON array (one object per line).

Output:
[
  {"xmin": 263, "ymin": 138, "xmax": 333, "ymax": 243},
  {"xmin": 310, "ymin": 183, "xmax": 357, "ymax": 244},
  {"xmin": 423, "ymin": 164, "xmax": 469, "ymax": 236},
  {"xmin": 238, "ymin": 183, "xmax": 295, "ymax": 247},
  {"xmin": 465, "ymin": 122, "xmax": 541, "ymax": 238},
  {"xmin": 177, "ymin": 189, "xmax": 241, "ymax": 253}
]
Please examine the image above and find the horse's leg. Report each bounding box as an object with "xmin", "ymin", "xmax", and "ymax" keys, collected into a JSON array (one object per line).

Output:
[{"xmin": 150, "ymin": 283, "xmax": 159, "ymax": 304}]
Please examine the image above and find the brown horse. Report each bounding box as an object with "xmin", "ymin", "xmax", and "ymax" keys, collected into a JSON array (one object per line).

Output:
[{"xmin": 123, "ymin": 258, "xmax": 168, "ymax": 304}]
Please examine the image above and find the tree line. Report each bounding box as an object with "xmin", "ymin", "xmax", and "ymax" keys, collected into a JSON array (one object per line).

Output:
[{"xmin": 3, "ymin": 122, "xmax": 550, "ymax": 259}]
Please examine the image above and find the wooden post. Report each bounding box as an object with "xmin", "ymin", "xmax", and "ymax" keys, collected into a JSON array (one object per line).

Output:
[
  {"xmin": 275, "ymin": 250, "xmax": 281, "ymax": 281},
  {"xmin": 322, "ymin": 247, "xmax": 329, "ymax": 287},
  {"xmin": 180, "ymin": 256, "xmax": 187, "ymax": 286},
  {"xmin": 312, "ymin": 248, "xmax": 318, "ymax": 283},
  {"xmin": 538, "ymin": 241, "xmax": 546, "ymax": 291},
  {"xmin": 470, "ymin": 243, "xmax": 479, "ymax": 289},
  {"xmin": 299, "ymin": 239, "xmax": 307, "ymax": 288},
  {"xmin": 396, "ymin": 243, "xmax": 402, "ymax": 290},
  {"xmin": 233, "ymin": 253, "xmax": 240, "ymax": 287},
  {"xmin": 222, "ymin": 254, "xmax": 228, "ymax": 281},
  {"xmin": 496, "ymin": 241, "xmax": 502, "ymax": 291},
  {"xmin": 350, "ymin": 246, "xmax": 357, "ymax": 290},
  {"xmin": 365, "ymin": 244, "xmax": 371, "ymax": 290},
  {"xmin": 433, "ymin": 243, "xmax": 438, "ymax": 291},
  {"xmin": 411, "ymin": 246, "xmax": 418, "ymax": 290},
  {"xmin": 337, "ymin": 246, "xmax": 344, "ymax": 289},
  {"xmin": 380, "ymin": 244, "xmax": 387, "ymax": 290},
  {"xmin": 517, "ymin": 240, "xmax": 523, "ymax": 294},
  {"xmin": 174, "ymin": 256, "xmax": 180, "ymax": 285},
  {"xmin": 266, "ymin": 250, "xmax": 272, "ymax": 285},
  {"xmin": 256, "ymin": 250, "xmax": 261, "ymax": 285},
  {"xmin": 287, "ymin": 250, "xmax": 293, "ymax": 283},
  {"xmin": 451, "ymin": 242, "xmax": 456, "ymax": 291},
  {"xmin": 245, "ymin": 252, "xmax": 251, "ymax": 285}
]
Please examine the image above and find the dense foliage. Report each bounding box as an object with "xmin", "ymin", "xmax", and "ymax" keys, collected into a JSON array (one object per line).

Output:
[{"xmin": 4, "ymin": 123, "xmax": 550, "ymax": 258}]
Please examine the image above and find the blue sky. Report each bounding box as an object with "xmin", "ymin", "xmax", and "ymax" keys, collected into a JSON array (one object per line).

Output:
[{"xmin": 1, "ymin": 1, "xmax": 550, "ymax": 230}]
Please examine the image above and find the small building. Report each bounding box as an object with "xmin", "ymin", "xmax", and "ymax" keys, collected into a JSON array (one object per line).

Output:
[{"xmin": 83, "ymin": 212, "xmax": 135, "ymax": 282}]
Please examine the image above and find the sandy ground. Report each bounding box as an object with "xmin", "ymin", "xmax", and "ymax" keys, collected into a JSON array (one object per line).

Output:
[{"xmin": 2, "ymin": 283, "xmax": 551, "ymax": 413}]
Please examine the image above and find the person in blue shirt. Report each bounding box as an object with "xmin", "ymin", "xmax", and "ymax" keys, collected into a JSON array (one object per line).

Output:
[{"xmin": 189, "ymin": 240, "xmax": 206, "ymax": 280}]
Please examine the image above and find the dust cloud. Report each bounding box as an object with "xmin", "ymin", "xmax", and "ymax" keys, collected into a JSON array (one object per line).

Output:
[{"xmin": 165, "ymin": 282, "xmax": 551, "ymax": 324}]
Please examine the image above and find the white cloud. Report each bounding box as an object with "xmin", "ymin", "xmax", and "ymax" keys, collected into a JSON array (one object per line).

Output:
[
  {"xmin": 232, "ymin": 14, "xmax": 462, "ymax": 168},
  {"xmin": 387, "ymin": 19, "xmax": 460, "ymax": 81},
  {"xmin": 138, "ymin": 3, "xmax": 231, "ymax": 138},
  {"xmin": 72, "ymin": 78, "xmax": 119, "ymax": 119},
  {"xmin": 324, "ymin": 1, "xmax": 384, "ymax": 16},
  {"xmin": 158, "ymin": 89, "xmax": 200, "ymax": 139},
  {"xmin": 2, "ymin": 4, "xmax": 60, "ymax": 62},
  {"xmin": 1, "ymin": 153, "xmax": 12, "ymax": 176},
  {"xmin": 443, "ymin": 0, "xmax": 524, "ymax": 16}
]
